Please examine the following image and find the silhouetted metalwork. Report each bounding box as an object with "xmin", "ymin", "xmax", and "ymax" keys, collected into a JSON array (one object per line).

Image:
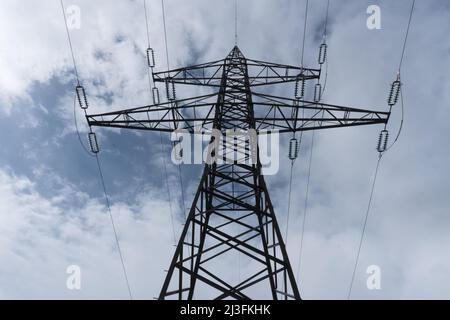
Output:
[{"xmin": 87, "ymin": 46, "xmax": 389, "ymax": 300}]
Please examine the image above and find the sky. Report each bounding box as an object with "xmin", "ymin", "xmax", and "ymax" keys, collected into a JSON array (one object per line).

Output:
[{"xmin": 0, "ymin": 0, "xmax": 450, "ymax": 300}]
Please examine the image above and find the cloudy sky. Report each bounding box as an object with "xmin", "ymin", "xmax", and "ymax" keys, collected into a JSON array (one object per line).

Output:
[{"xmin": 0, "ymin": 0, "xmax": 449, "ymax": 300}]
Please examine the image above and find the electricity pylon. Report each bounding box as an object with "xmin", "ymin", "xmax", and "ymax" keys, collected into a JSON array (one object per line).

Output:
[{"xmin": 86, "ymin": 46, "xmax": 389, "ymax": 300}]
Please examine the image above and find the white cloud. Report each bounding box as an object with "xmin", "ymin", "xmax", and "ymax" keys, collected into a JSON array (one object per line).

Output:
[{"xmin": 0, "ymin": 167, "xmax": 176, "ymax": 299}]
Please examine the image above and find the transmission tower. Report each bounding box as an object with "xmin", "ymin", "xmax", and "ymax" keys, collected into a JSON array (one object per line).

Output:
[{"xmin": 85, "ymin": 46, "xmax": 389, "ymax": 300}]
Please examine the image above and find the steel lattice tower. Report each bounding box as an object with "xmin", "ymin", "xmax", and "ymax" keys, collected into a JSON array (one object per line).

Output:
[{"xmin": 86, "ymin": 46, "xmax": 389, "ymax": 300}]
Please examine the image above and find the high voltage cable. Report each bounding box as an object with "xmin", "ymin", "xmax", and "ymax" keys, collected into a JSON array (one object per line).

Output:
[
  {"xmin": 284, "ymin": 161, "xmax": 295, "ymax": 245},
  {"xmin": 320, "ymin": 0, "xmax": 330, "ymax": 97},
  {"xmin": 347, "ymin": 155, "xmax": 382, "ymax": 299},
  {"xmin": 398, "ymin": 0, "xmax": 416, "ymax": 72},
  {"xmin": 347, "ymin": 0, "xmax": 416, "ymax": 299},
  {"xmin": 60, "ymin": 0, "xmax": 133, "ymax": 299},
  {"xmin": 143, "ymin": 0, "xmax": 152, "ymax": 48},
  {"xmin": 160, "ymin": 0, "xmax": 188, "ymax": 220},
  {"xmin": 143, "ymin": 0, "xmax": 179, "ymax": 242},
  {"xmin": 323, "ymin": 0, "xmax": 330, "ymax": 40},
  {"xmin": 60, "ymin": 0, "xmax": 79, "ymax": 84},
  {"xmin": 95, "ymin": 154, "xmax": 133, "ymax": 299},
  {"xmin": 300, "ymin": 0, "xmax": 309, "ymax": 68},
  {"xmin": 161, "ymin": 0, "xmax": 171, "ymax": 70},
  {"xmin": 295, "ymin": 0, "xmax": 330, "ymax": 282},
  {"xmin": 286, "ymin": 0, "xmax": 311, "ymax": 245},
  {"xmin": 143, "ymin": 0, "xmax": 154, "ymax": 93},
  {"xmin": 296, "ymin": 130, "xmax": 315, "ymax": 281},
  {"xmin": 386, "ymin": 0, "xmax": 415, "ymax": 152}
]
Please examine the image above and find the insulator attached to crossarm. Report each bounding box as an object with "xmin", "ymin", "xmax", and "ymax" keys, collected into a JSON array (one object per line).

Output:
[
  {"xmin": 314, "ymin": 83, "xmax": 322, "ymax": 102},
  {"xmin": 289, "ymin": 138, "xmax": 299, "ymax": 161},
  {"xmin": 388, "ymin": 75, "xmax": 401, "ymax": 106},
  {"xmin": 377, "ymin": 129, "xmax": 389, "ymax": 153},
  {"xmin": 166, "ymin": 79, "xmax": 176, "ymax": 101},
  {"xmin": 88, "ymin": 132, "xmax": 100, "ymax": 154},
  {"xmin": 318, "ymin": 43, "xmax": 327, "ymax": 65},
  {"xmin": 152, "ymin": 87, "xmax": 160, "ymax": 105},
  {"xmin": 76, "ymin": 85, "xmax": 89, "ymax": 110},
  {"xmin": 146, "ymin": 47, "xmax": 156, "ymax": 68},
  {"xmin": 295, "ymin": 76, "xmax": 306, "ymax": 99}
]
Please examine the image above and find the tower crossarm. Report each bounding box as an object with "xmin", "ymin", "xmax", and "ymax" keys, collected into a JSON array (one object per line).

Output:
[
  {"xmin": 86, "ymin": 92, "xmax": 220, "ymax": 133},
  {"xmin": 86, "ymin": 91, "xmax": 390, "ymax": 135},
  {"xmin": 153, "ymin": 56, "xmax": 320, "ymax": 88},
  {"xmin": 251, "ymin": 92, "xmax": 390, "ymax": 134}
]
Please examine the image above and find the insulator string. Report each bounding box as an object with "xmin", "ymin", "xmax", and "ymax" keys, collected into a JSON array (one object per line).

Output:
[
  {"xmin": 385, "ymin": 85, "xmax": 405, "ymax": 152},
  {"xmin": 73, "ymin": 93, "xmax": 95, "ymax": 157}
]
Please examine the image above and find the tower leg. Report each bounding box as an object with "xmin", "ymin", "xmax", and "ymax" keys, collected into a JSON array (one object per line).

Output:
[{"xmin": 159, "ymin": 163, "xmax": 300, "ymax": 300}]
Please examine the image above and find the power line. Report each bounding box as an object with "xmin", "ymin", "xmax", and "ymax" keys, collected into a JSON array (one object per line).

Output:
[
  {"xmin": 143, "ymin": 0, "xmax": 152, "ymax": 48},
  {"xmin": 285, "ymin": 0, "xmax": 310, "ymax": 272},
  {"xmin": 284, "ymin": 161, "xmax": 295, "ymax": 245},
  {"xmin": 284, "ymin": 0, "xmax": 315, "ymax": 290},
  {"xmin": 95, "ymin": 154, "xmax": 134, "ymax": 299},
  {"xmin": 59, "ymin": 0, "xmax": 79, "ymax": 84},
  {"xmin": 161, "ymin": 0, "xmax": 171, "ymax": 70},
  {"xmin": 296, "ymin": 130, "xmax": 315, "ymax": 281},
  {"xmin": 160, "ymin": 0, "xmax": 188, "ymax": 221},
  {"xmin": 399, "ymin": 0, "xmax": 416, "ymax": 72},
  {"xmin": 295, "ymin": 0, "xmax": 330, "ymax": 282},
  {"xmin": 386, "ymin": 0, "xmax": 415, "ymax": 151},
  {"xmin": 300, "ymin": 0, "xmax": 309, "ymax": 67},
  {"xmin": 347, "ymin": 0, "xmax": 415, "ymax": 299},
  {"xmin": 347, "ymin": 155, "xmax": 382, "ymax": 299},
  {"xmin": 143, "ymin": 0, "xmax": 154, "ymax": 95},
  {"xmin": 323, "ymin": 0, "xmax": 330, "ymax": 40},
  {"xmin": 142, "ymin": 0, "xmax": 178, "ymax": 242},
  {"xmin": 61, "ymin": 0, "xmax": 133, "ymax": 299},
  {"xmin": 320, "ymin": 0, "xmax": 330, "ymax": 97}
]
